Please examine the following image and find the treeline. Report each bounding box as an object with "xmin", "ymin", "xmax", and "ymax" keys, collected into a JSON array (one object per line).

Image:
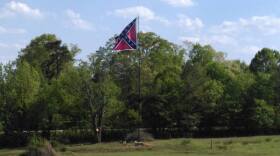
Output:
[{"xmin": 0, "ymin": 32, "xmax": 280, "ymax": 146}]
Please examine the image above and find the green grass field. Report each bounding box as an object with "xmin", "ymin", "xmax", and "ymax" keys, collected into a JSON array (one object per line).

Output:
[{"xmin": 1, "ymin": 136, "xmax": 280, "ymax": 156}]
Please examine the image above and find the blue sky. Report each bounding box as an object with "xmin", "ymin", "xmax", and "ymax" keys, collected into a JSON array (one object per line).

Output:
[{"xmin": 1, "ymin": 0, "xmax": 280, "ymax": 64}]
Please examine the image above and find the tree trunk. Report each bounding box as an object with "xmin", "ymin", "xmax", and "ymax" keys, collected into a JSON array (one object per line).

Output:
[
  {"xmin": 95, "ymin": 113, "xmax": 102, "ymax": 143},
  {"xmin": 47, "ymin": 115, "xmax": 53, "ymax": 140},
  {"xmin": 97, "ymin": 109, "xmax": 104, "ymax": 143}
]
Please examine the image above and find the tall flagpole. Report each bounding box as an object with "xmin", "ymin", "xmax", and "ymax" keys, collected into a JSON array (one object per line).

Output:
[
  {"xmin": 135, "ymin": 0, "xmax": 142, "ymax": 143},
  {"xmin": 137, "ymin": 16, "xmax": 142, "ymax": 142}
]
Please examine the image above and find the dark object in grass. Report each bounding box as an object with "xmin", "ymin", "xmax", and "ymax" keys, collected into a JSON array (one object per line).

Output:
[
  {"xmin": 241, "ymin": 139, "xmax": 262, "ymax": 145},
  {"xmin": 223, "ymin": 140, "xmax": 233, "ymax": 145},
  {"xmin": 134, "ymin": 141, "xmax": 145, "ymax": 146},
  {"xmin": 217, "ymin": 145, "xmax": 228, "ymax": 150},
  {"xmin": 59, "ymin": 146, "xmax": 67, "ymax": 152},
  {"xmin": 265, "ymin": 138, "xmax": 272, "ymax": 142},
  {"xmin": 125, "ymin": 130, "xmax": 154, "ymax": 142},
  {"xmin": 242, "ymin": 141, "xmax": 249, "ymax": 145},
  {"xmin": 181, "ymin": 139, "xmax": 191, "ymax": 145}
]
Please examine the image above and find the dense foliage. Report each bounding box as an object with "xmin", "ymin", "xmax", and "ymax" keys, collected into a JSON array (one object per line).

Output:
[{"xmin": 0, "ymin": 32, "xmax": 280, "ymax": 146}]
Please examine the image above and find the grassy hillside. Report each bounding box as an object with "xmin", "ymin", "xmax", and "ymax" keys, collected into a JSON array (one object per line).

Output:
[{"xmin": 1, "ymin": 136, "xmax": 280, "ymax": 156}]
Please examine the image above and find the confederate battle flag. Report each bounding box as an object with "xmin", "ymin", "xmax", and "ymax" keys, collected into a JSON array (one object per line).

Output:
[{"xmin": 113, "ymin": 18, "xmax": 138, "ymax": 51}]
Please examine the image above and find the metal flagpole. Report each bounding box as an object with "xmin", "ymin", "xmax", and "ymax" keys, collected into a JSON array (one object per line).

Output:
[
  {"xmin": 136, "ymin": 0, "xmax": 141, "ymax": 143},
  {"xmin": 137, "ymin": 15, "xmax": 142, "ymax": 142}
]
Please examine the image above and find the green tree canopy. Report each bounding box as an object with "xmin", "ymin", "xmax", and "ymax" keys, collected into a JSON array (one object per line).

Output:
[
  {"xmin": 18, "ymin": 34, "xmax": 79, "ymax": 80},
  {"xmin": 250, "ymin": 48, "xmax": 280, "ymax": 73}
]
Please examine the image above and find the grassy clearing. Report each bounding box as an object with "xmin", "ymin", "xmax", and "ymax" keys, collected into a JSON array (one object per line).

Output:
[{"xmin": 1, "ymin": 136, "xmax": 280, "ymax": 156}]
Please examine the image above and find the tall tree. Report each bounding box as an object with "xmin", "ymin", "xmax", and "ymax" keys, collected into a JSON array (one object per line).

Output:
[
  {"xmin": 139, "ymin": 32, "xmax": 184, "ymax": 133},
  {"xmin": 18, "ymin": 34, "xmax": 79, "ymax": 80},
  {"xmin": 180, "ymin": 44, "xmax": 225, "ymax": 132},
  {"xmin": 2, "ymin": 61, "xmax": 40, "ymax": 133},
  {"xmin": 249, "ymin": 48, "xmax": 280, "ymax": 73},
  {"xmin": 244, "ymin": 48, "xmax": 279, "ymax": 133},
  {"xmin": 16, "ymin": 34, "xmax": 80, "ymax": 139},
  {"xmin": 0, "ymin": 64, "xmax": 4, "ymax": 131},
  {"xmin": 89, "ymin": 43, "xmax": 123, "ymax": 142}
]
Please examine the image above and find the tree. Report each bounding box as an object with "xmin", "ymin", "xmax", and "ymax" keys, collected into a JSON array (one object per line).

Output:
[
  {"xmin": 237, "ymin": 48, "xmax": 280, "ymax": 133},
  {"xmin": 250, "ymin": 48, "xmax": 280, "ymax": 73},
  {"xmin": 16, "ymin": 34, "xmax": 80, "ymax": 139},
  {"xmin": 274, "ymin": 65, "xmax": 280, "ymax": 129},
  {"xmin": 3, "ymin": 30, "xmax": 280, "ymax": 144},
  {"xmin": 88, "ymin": 43, "xmax": 123, "ymax": 142},
  {"xmin": 55, "ymin": 65, "xmax": 89, "ymax": 130},
  {"xmin": 2, "ymin": 61, "xmax": 40, "ymax": 133},
  {"xmin": 180, "ymin": 44, "xmax": 225, "ymax": 133},
  {"xmin": 139, "ymin": 32, "xmax": 184, "ymax": 133},
  {"xmin": 187, "ymin": 44, "xmax": 225, "ymax": 66},
  {"xmin": 0, "ymin": 64, "xmax": 4, "ymax": 131},
  {"xmin": 18, "ymin": 34, "xmax": 79, "ymax": 80},
  {"xmin": 217, "ymin": 61, "xmax": 254, "ymax": 130},
  {"xmin": 244, "ymin": 99, "xmax": 275, "ymax": 132}
]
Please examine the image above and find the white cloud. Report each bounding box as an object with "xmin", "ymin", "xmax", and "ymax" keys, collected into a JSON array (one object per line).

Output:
[
  {"xmin": 180, "ymin": 34, "xmax": 237, "ymax": 46},
  {"xmin": 179, "ymin": 34, "xmax": 258, "ymax": 63},
  {"xmin": 13, "ymin": 43, "xmax": 24, "ymax": 49},
  {"xmin": 240, "ymin": 45, "xmax": 261, "ymax": 54},
  {"xmin": 206, "ymin": 35, "xmax": 237, "ymax": 46},
  {"xmin": 0, "ymin": 26, "xmax": 26, "ymax": 34},
  {"xmin": 113, "ymin": 6, "xmax": 170, "ymax": 25},
  {"xmin": 141, "ymin": 25, "xmax": 152, "ymax": 33},
  {"xmin": 0, "ymin": 43, "xmax": 8, "ymax": 48},
  {"xmin": 0, "ymin": 42, "xmax": 23, "ymax": 49},
  {"xmin": 179, "ymin": 15, "xmax": 280, "ymax": 63},
  {"xmin": 248, "ymin": 16, "xmax": 280, "ymax": 35},
  {"xmin": 210, "ymin": 21, "xmax": 240, "ymax": 35},
  {"xmin": 65, "ymin": 9, "xmax": 93, "ymax": 31},
  {"xmin": 162, "ymin": 0, "xmax": 194, "ymax": 7},
  {"xmin": 115, "ymin": 6, "xmax": 154, "ymax": 20},
  {"xmin": 0, "ymin": 1, "xmax": 43, "ymax": 18},
  {"xmin": 177, "ymin": 15, "xmax": 203, "ymax": 31},
  {"xmin": 179, "ymin": 36, "xmax": 200, "ymax": 43},
  {"xmin": 211, "ymin": 16, "xmax": 280, "ymax": 35}
]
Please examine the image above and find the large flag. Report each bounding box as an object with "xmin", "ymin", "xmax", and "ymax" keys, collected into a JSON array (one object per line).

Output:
[{"xmin": 113, "ymin": 18, "xmax": 138, "ymax": 51}]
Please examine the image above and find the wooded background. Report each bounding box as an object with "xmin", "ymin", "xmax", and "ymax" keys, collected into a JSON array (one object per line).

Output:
[{"xmin": 0, "ymin": 32, "xmax": 280, "ymax": 147}]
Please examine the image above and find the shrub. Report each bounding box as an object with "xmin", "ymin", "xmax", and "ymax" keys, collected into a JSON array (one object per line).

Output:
[
  {"xmin": 29, "ymin": 135, "xmax": 45, "ymax": 148},
  {"xmin": 20, "ymin": 136, "xmax": 58, "ymax": 156}
]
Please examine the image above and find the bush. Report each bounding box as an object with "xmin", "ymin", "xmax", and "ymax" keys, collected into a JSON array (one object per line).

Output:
[
  {"xmin": 20, "ymin": 136, "xmax": 57, "ymax": 156},
  {"xmin": 29, "ymin": 135, "xmax": 46, "ymax": 148}
]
